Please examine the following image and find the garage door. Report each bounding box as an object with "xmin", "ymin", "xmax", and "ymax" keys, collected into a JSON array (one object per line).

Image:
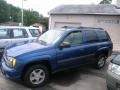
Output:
[{"xmin": 54, "ymin": 22, "xmax": 81, "ymax": 28}]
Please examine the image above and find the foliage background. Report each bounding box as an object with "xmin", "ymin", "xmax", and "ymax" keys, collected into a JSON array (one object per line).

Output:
[{"xmin": 0, "ymin": 0, "xmax": 48, "ymax": 28}]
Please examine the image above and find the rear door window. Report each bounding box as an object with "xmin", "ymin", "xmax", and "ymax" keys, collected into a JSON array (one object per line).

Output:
[
  {"xmin": 29, "ymin": 29, "xmax": 41, "ymax": 37},
  {"xmin": 12, "ymin": 29, "xmax": 28, "ymax": 38},
  {"xmin": 0, "ymin": 29, "xmax": 10, "ymax": 39},
  {"xmin": 84, "ymin": 30, "xmax": 98, "ymax": 43}
]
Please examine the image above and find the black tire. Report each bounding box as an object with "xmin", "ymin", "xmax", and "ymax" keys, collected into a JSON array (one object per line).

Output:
[
  {"xmin": 95, "ymin": 54, "xmax": 106, "ymax": 69},
  {"xmin": 23, "ymin": 64, "xmax": 49, "ymax": 88},
  {"xmin": 107, "ymin": 85, "xmax": 112, "ymax": 90}
]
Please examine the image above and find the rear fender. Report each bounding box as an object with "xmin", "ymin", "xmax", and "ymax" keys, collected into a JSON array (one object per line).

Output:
[{"xmin": 96, "ymin": 47, "xmax": 109, "ymax": 57}]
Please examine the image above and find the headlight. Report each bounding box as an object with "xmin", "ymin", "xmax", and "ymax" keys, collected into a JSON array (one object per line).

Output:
[
  {"xmin": 108, "ymin": 63, "xmax": 120, "ymax": 75},
  {"xmin": 6, "ymin": 56, "xmax": 16, "ymax": 68}
]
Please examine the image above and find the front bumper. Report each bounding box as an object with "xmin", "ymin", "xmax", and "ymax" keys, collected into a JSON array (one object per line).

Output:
[
  {"xmin": 1, "ymin": 58, "xmax": 21, "ymax": 80},
  {"xmin": 106, "ymin": 70, "xmax": 120, "ymax": 90}
]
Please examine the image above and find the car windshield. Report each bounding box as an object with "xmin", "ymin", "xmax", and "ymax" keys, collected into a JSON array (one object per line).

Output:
[
  {"xmin": 38, "ymin": 30, "xmax": 64, "ymax": 45},
  {"xmin": 112, "ymin": 55, "xmax": 120, "ymax": 65}
]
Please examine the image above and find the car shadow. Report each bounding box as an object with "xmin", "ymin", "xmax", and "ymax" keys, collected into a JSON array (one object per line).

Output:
[
  {"xmin": 34, "ymin": 65, "xmax": 106, "ymax": 90},
  {"xmin": 34, "ymin": 68, "xmax": 83, "ymax": 90},
  {"xmin": 51, "ymin": 68, "xmax": 82, "ymax": 86}
]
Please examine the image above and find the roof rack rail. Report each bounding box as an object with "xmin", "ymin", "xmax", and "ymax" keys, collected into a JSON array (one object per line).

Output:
[
  {"xmin": 77, "ymin": 26, "xmax": 103, "ymax": 30},
  {"xmin": 62, "ymin": 26, "xmax": 76, "ymax": 29},
  {"xmin": 62, "ymin": 26, "xmax": 103, "ymax": 30}
]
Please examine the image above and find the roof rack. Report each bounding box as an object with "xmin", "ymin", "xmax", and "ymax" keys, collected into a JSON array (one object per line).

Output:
[{"xmin": 62, "ymin": 26, "xmax": 103, "ymax": 30}]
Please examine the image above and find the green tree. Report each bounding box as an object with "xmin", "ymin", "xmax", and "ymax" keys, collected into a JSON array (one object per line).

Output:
[
  {"xmin": 0, "ymin": 0, "xmax": 48, "ymax": 28},
  {"xmin": 23, "ymin": 9, "xmax": 49, "ymax": 28},
  {"xmin": 39, "ymin": 17, "xmax": 49, "ymax": 29},
  {"xmin": 0, "ymin": 0, "xmax": 9, "ymax": 23},
  {"xmin": 23, "ymin": 10, "xmax": 43, "ymax": 26},
  {"xmin": 99, "ymin": 0, "xmax": 112, "ymax": 4},
  {"xmin": 7, "ymin": 4, "xmax": 21, "ymax": 22}
]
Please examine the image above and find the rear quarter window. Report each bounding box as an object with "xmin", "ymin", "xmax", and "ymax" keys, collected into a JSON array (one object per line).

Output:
[{"xmin": 97, "ymin": 31, "xmax": 110, "ymax": 42}]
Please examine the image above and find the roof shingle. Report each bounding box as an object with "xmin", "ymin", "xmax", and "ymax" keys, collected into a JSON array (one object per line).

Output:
[{"xmin": 49, "ymin": 4, "xmax": 120, "ymax": 15}]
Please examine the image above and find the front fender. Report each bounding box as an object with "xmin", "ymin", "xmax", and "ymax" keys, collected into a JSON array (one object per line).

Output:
[
  {"xmin": 16, "ymin": 54, "xmax": 57, "ymax": 72},
  {"xmin": 24, "ymin": 54, "xmax": 51, "ymax": 62},
  {"xmin": 18, "ymin": 54, "xmax": 52, "ymax": 67}
]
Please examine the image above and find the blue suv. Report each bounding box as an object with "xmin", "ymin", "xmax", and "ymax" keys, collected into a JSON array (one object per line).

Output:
[{"xmin": 1, "ymin": 27, "xmax": 113, "ymax": 87}]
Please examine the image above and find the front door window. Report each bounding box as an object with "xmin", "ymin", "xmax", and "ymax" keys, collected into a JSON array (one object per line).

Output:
[{"xmin": 63, "ymin": 31, "xmax": 83, "ymax": 46}]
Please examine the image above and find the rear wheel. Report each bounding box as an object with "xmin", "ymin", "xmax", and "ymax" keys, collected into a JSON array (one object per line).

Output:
[
  {"xmin": 23, "ymin": 64, "xmax": 49, "ymax": 88},
  {"xmin": 95, "ymin": 54, "xmax": 106, "ymax": 69}
]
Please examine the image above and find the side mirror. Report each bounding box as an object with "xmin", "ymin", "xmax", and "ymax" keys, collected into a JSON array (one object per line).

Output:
[{"xmin": 60, "ymin": 42, "xmax": 71, "ymax": 48}]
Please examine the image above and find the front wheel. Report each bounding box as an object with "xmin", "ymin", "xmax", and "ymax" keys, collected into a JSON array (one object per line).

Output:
[
  {"xmin": 23, "ymin": 64, "xmax": 49, "ymax": 88},
  {"xmin": 107, "ymin": 85, "xmax": 112, "ymax": 90},
  {"xmin": 95, "ymin": 54, "xmax": 106, "ymax": 69}
]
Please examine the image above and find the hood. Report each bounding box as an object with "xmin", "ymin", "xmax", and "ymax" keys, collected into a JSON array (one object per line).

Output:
[{"xmin": 6, "ymin": 42, "xmax": 50, "ymax": 57}]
